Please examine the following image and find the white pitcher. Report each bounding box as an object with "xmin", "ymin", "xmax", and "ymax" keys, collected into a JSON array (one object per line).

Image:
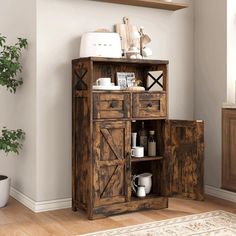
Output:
[{"xmin": 131, "ymin": 173, "xmax": 152, "ymax": 195}]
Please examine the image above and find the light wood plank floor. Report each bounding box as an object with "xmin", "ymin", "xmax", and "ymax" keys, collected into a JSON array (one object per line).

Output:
[{"xmin": 0, "ymin": 196, "xmax": 235, "ymax": 236}]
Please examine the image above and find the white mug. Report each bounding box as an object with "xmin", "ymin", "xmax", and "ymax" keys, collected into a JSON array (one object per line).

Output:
[
  {"xmin": 131, "ymin": 146, "xmax": 144, "ymax": 158},
  {"xmin": 96, "ymin": 77, "xmax": 111, "ymax": 86}
]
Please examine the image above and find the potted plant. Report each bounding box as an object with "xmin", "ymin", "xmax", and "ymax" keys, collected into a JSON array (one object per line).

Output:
[
  {"xmin": 0, "ymin": 128, "xmax": 25, "ymax": 207},
  {"xmin": 0, "ymin": 34, "xmax": 27, "ymax": 207}
]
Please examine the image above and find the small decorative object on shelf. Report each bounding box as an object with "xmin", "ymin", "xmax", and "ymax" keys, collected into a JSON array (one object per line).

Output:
[
  {"xmin": 132, "ymin": 132, "xmax": 137, "ymax": 148},
  {"xmin": 148, "ymin": 130, "xmax": 157, "ymax": 157},
  {"xmin": 135, "ymin": 185, "xmax": 146, "ymax": 198},
  {"xmin": 139, "ymin": 121, "xmax": 148, "ymax": 155},
  {"xmin": 132, "ymin": 173, "xmax": 152, "ymax": 195},
  {"xmin": 116, "ymin": 72, "xmax": 135, "ymax": 88}
]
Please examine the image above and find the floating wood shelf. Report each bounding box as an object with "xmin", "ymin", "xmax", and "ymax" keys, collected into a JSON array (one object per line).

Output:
[
  {"xmin": 94, "ymin": 0, "xmax": 189, "ymax": 11},
  {"xmin": 131, "ymin": 156, "xmax": 163, "ymax": 162}
]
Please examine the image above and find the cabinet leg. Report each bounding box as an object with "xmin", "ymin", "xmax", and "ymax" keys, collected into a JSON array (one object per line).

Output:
[{"xmin": 72, "ymin": 201, "xmax": 78, "ymax": 212}]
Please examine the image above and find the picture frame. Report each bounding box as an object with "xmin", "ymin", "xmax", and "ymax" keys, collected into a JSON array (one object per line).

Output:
[{"xmin": 116, "ymin": 72, "xmax": 135, "ymax": 89}]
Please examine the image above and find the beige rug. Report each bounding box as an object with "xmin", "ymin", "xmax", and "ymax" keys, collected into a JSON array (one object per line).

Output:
[{"xmin": 81, "ymin": 210, "xmax": 236, "ymax": 236}]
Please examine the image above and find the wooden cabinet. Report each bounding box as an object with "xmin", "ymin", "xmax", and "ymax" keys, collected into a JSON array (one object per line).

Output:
[
  {"xmin": 72, "ymin": 57, "xmax": 204, "ymax": 219},
  {"xmin": 222, "ymin": 109, "xmax": 236, "ymax": 192}
]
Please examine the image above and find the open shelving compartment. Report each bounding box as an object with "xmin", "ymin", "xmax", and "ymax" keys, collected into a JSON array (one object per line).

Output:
[{"xmin": 130, "ymin": 119, "xmax": 166, "ymax": 200}]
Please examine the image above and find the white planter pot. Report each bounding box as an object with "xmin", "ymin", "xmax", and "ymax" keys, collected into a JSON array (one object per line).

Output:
[{"xmin": 0, "ymin": 176, "xmax": 10, "ymax": 208}]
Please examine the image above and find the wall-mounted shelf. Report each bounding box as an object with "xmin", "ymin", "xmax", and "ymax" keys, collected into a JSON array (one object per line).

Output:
[{"xmin": 94, "ymin": 0, "xmax": 189, "ymax": 11}]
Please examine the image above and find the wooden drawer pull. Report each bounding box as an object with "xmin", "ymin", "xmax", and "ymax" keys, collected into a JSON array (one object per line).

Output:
[{"xmin": 147, "ymin": 103, "xmax": 153, "ymax": 108}]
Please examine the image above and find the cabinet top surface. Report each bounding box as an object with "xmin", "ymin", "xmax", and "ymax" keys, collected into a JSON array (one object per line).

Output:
[{"xmin": 72, "ymin": 57, "xmax": 169, "ymax": 65}]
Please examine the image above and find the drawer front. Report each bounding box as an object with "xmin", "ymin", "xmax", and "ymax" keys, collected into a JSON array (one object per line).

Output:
[
  {"xmin": 93, "ymin": 93, "xmax": 130, "ymax": 119},
  {"xmin": 132, "ymin": 92, "xmax": 167, "ymax": 118}
]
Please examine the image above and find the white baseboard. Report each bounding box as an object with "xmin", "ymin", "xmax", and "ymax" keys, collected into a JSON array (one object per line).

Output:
[
  {"xmin": 10, "ymin": 186, "xmax": 235, "ymax": 213},
  {"xmin": 10, "ymin": 187, "xmax": 72, "ymax": 213},
  {"xmin": 205, "ymin": 185, "xmax": 236, "ymax": 203}
]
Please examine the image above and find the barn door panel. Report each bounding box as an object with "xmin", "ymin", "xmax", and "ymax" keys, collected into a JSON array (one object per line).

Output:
[
  {"xmin": 93, "ymin": 121, "xmax": 130, "ymax": 207},
  {"xmin": 164, "ymin": 120, "xmax": 204, "ymax": 200}
]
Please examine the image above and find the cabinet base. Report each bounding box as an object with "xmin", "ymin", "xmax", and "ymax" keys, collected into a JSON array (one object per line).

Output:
[{"xmin": 88, "ymin": 196, "xmax": 168, "ymax": 219}]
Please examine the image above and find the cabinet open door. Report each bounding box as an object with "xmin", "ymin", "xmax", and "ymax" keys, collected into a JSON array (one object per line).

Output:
[{"xmin": 163, "ymin": 120, "xmax": 204, "ymax": 200}]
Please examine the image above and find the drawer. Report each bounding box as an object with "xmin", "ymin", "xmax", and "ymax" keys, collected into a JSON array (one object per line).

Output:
[
  {"xmin": 132, "ymin": 92, "xmax": 167, "ymax": 118},
  {"xmin": 93, "ymin": 93, "xmax": 131, "ymax": 119}
]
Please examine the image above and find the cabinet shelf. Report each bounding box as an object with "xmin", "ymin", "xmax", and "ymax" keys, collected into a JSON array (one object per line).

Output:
[
  {"xmin": 94, "ymin": 0, "xmax": 188, "ymax": 11},
  {"xmin": 131, "ymin": 156, "xmax": 163, "ymax": 162},
  {"xmin": 131, "ymin": 194, "xmax": 163, "ymax": 201}
]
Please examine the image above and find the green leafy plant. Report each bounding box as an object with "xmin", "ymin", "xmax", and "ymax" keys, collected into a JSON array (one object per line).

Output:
[
  {"xmin": 0, "ymin": 127, "xmax": 25, "ymax": 154},
  {"xmin": 0, "ymin": 34, "xmax": 27, "ymax": 156},
  {"xmin": 0, "ymin": 34, "xmax": 28, "ymax": 93}
]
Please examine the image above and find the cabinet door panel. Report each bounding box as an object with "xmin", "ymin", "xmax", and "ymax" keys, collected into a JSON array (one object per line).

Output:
[
  {"xmin": 164, "ymin": 120, "xmax": 204, "ymax": 200},
  {"xmin": 222, "ymin": 109, "xmax": 236, "ymax": 192},
  {"xmin": 93, "ymin": 121, "xmax": 131, "ymax": 207}
]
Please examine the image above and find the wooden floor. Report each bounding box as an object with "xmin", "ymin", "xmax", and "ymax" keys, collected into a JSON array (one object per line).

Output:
[{"xmin": 0, "ymin": 196, "xmax": 235, "ymax": 236}]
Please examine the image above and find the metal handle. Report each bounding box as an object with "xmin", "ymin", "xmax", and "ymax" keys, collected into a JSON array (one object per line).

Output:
[
  {"xmin": 147, "ymin": 103, "xmax": 152, "ymax": 108},
  {"xmin": 110, "ymin": 101, "xmax": 116, "ymax": 108},
  {"xmin": 126, "ymin": 152, "xmax": 131, "ymax": 171}
]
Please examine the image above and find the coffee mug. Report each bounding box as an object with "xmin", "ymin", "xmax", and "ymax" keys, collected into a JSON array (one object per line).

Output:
[
  {"xmin": 96, "ymin": 77, "xmax": 111, "ymax": 86},
  {"xmin": 131, "ymin": 146, "xmax": 144, "ymax": 158}
]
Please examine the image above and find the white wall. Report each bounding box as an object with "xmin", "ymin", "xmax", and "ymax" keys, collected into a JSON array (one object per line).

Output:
[
  {"xmin": 194, "ymin": 0, "xmax": 227, "ymax": 188},
  {"xmin": 227, "ymin": 0, "xmax": 236, "ymax": 103},
  {"xmin": 0, "ymin": 0, "xmax": 37, "ymax": 200},
  {"xmin": 36, "ymin": 0, "xmax": 194, "ymax": 201},
  {"xmin": 0, "ymin": 0, "xmax": 195, "ymax": 202}
]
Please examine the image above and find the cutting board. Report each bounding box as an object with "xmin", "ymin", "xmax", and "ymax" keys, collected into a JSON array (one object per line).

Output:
[{"xmin": 115, "ymin": 17, "xmax": 138, "ymax": 53}]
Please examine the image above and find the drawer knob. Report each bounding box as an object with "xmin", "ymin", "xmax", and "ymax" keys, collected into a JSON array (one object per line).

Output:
[
  {"xmin": 147, "ymin": 103, "xmax": 153, "ymax": 108},
  {"xmin": 110, "ymin": 101, "xmax": 116, "ymax": 108}
]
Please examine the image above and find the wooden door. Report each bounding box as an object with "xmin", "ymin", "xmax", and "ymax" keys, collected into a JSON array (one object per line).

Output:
[
  {"xmin": 222, "ymin": 109, "xmax": 236, "ymax": 192},
  {"xmin": 93, "ymin": 121, "xmax": 131, "ymax": 207},
  {"xmin": 163, "ymin": 120, "xmax": 204, "ymax": 200}
]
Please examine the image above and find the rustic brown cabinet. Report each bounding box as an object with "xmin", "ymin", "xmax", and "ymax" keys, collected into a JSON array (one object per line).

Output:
[
  {"xmin": 72, "ymin": 57, "xmax": 204, "ymax": 219},
  {"xmin": 222, "ymin": 108, "xmax": 236, "ymax": 192}
]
